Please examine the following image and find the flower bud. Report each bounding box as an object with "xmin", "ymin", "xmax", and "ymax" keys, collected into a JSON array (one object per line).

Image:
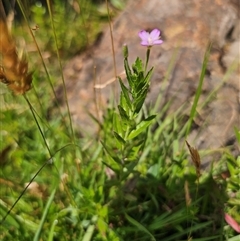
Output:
[{"xmin": 122, "ymin": 44, "xmax": 128, "ymax": 58}]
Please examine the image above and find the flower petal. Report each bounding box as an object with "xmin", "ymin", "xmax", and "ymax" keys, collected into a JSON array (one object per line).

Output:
[
  {"xmin": 150, "ymin": 29, "xmax": 160, "ymax": 40},
  {"xmin": 225, "ymin": 213, "xmax": 240, "ymax": 233},
  {"xmin": 152, "ymin": 40, "xmax": 163, "ymax": 45},
  {"xmin": 138, "ymin": 30, "xmax": 149, "ymax": 41},
  {"xmin": 140, "ymin": 41, "xmax": 151, "ymax": 46}
]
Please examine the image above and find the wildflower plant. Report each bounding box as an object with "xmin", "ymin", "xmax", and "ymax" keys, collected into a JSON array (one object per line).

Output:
[{"xmin": 102, "ymin": 30, "xmax": 163, "ymax": 181}]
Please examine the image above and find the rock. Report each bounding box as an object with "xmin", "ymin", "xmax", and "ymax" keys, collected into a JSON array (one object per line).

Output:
[{"xmin": 60, "ymin": 0, "xmax": 240, "ymax": 164}]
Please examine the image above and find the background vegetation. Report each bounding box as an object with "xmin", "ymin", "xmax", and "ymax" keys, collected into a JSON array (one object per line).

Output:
[{"xmin": 0, "ymin": 0, "xmax": 239, "ymax": 240}]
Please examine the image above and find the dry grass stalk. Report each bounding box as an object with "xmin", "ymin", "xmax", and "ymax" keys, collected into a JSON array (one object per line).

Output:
[
  {"xmin": 185, "ymin": 140, "xmax": 201, "ymax": 182},
  {"xmin": 184, "ymin": 180, "xmax": 192, "ymax": 206},
  {"xmin": 0, "ymin": 19, "xmax": 32, "ymax": 95}
]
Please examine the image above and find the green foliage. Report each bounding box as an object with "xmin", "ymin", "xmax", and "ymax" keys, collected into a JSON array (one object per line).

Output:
[
  {"xmin": 15, "ymin": 0, "xmax": 105, "ymax": 59},
  {"xmin": 101, "ymin": 47, "xmax": 156, "ymax": 183},
  {"xmin": 0, "ymin": 1, "xmax": 239, "ymax": 240}
]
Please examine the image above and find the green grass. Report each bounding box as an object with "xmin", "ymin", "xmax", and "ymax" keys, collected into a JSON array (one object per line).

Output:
[{"xmin": 0, "ymin": 1, "xmax": 240, "ymax": 241}]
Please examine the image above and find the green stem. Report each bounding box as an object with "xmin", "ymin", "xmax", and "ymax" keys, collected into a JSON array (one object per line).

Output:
[
  {"xmin": 46, "ymin": 0, "xmax": 76, "ymax": 145},
  {"xmin": 24, "ymin": 94, "xmax": 52, "ymax": 157},
  {"xmin": 145, "ymin": 47, "xmax": 151, "ymax": 73}
]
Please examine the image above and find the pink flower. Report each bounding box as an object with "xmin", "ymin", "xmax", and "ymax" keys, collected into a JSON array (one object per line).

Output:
[
  {"xmin": 138, "ymin": 29, "xmax": 163, "ymax": 47},
  {"xmin": 225, "ymin": 213, "xmax": 240, "ymax": 233}
]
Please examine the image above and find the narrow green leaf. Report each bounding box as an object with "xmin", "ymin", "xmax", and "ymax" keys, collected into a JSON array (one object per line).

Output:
[
  {"xmin": 97, "ymin": 218, "xmax": 108, "ymax": 239},
  {"xmin": 127, "ymin": 139, "xmax": 145, "ymax": 161},
  {"xmin": 234, "ymin": 126, "xmax": 240, "ymax": 143},
  {"xmin": 121, "ymin": 161, "xmax": 138, "ymax": 180},
  {"xmin": 185, "ymin": 44, "xmax": 211, "ymax": 136},
  {"xmin": 113, "ymin": 131, "xmax": 126, "ymax": 145},
  {"xmin": 118, "ymin": 77, "xmax": 132, "ymax": 110},
  {"xmin": 82, "ymin": 224, "xmax": 95, "ymax": 241},
  {"xmin": 128, "ymin": 115, "xmax": 156, "ymax": 139},
  {"xmin": 120, "ymin": 92, "xmax": 129, "ymax": 116},
  {"xmin": 124, "ymin": 58, "xmax": 133, "ymax": 87},
  {"xmin": 118, "ymin": 105, "xmax": 130, "ymax": 122},
  {"xmin": 227, "ymin": 158, "xmax": 237, "ymax": 176},
  {"xmin": 113, "ymin": 112, "xmax": 123, "ymax": 136},
  {"xmin": 102, "ymin": 161, "xmax": 119, "ymax": 175},
  {"xmin": 125, "ymin": 213, "xmax": 156, "ymax": 241},
  {"xmin": 34, "ymin": 188, "xmax": 56, "ymax": 241},
  {"xmin": 134, "ymin": 71, "xmax": 145, "ymax": 93},
  {"xmin": 134, "ymin": 88, "xmax": 149, "ymax": 114},
  {"xmin": 48, "ymin": 219, "xmax": 58, "ymax": 241},
  {"xmin": 149, "ymin": 208, "xmax": 192, "ymax": 230},
  {"xmin": 144, "ymin": 66, "xmax": 154, "ymax": 85},
  {"xmin": 101, "ymin": 141, "xmax": 122, "ymax": 165},
  {"xmin": 161, "ymin": 221, "xmax": 213, "ymax": 241},
  {"xmin": 135, "ymin": 80, "xmax": 147, "ymax": 95},
  {"xmin": 133, "ymin": 57, "xmax": 144, "ymax": 72},
  {"xmin": 228, "ymin": 235, "xmax": 240, "ymax": 241},
  {"xmin": 190, "ymin": 236, "xmax": 221, "ymax": 241}
]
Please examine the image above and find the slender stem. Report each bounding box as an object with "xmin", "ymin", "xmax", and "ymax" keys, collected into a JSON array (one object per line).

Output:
[
  {"xmin": 145, "ymin": 47, "xmax": 151, "ymax": 73},
  {"xmin": 24, "ymin": 94, "xmax": 52, "ymax": 157},
  {"xmin": 16, "ymin": 0, "xmax": 70, "ymax": 138},
  {"xmin": 105, "ymin": 0, "xmax": 117, "ymax": 98},
  {"xmin": 0, "ymin": 159, "xmax": 50, "ymax": 225},
  {"xmin": 0, "ymin": 144, "xmax": 74, "ymax": 224},
  {"xmin": 46, "ymin": 0, "xmax": 76, "ymax": 145}
]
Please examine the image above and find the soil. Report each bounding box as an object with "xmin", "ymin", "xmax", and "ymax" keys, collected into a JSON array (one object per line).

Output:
[{"xmin": 58, "ymin": 0, "xmax": 240, "ymax": 166}]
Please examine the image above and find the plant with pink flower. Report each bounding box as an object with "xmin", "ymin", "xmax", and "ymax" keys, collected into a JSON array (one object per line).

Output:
[{"xmin": 138, "ymin": 28, "xmax": 163, "ymax": 72}]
